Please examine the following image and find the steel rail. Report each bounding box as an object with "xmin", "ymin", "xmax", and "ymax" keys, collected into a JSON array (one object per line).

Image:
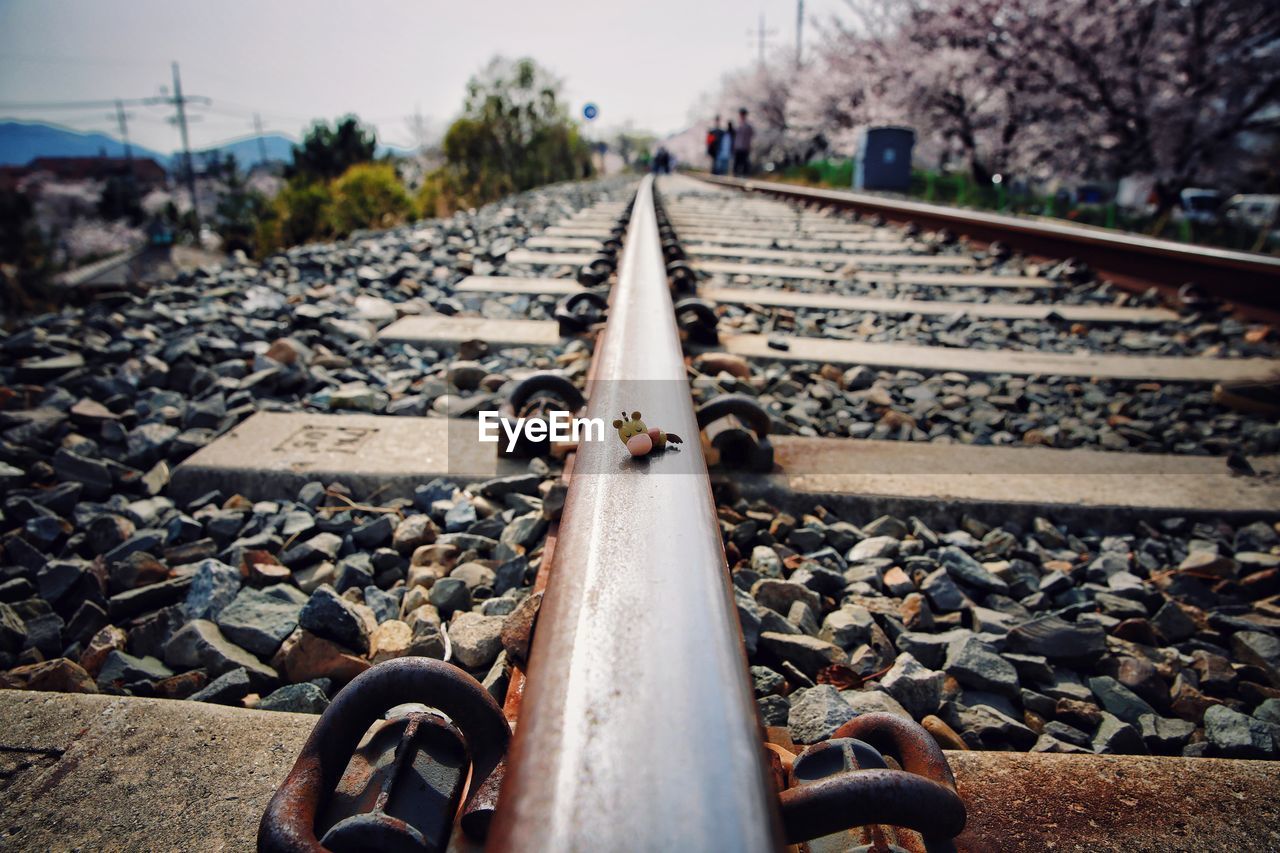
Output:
[
  {"xmin": 487, "ymin": 175, "xmax": 782, "ymax": 851},
  {"xmin": 695, "ymin": 173, "xmax": 1280, "ymax": 321}
]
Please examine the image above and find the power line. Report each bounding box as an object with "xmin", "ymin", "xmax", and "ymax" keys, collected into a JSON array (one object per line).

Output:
[{"xmin": 0, "ymin": 97, "xmax": 159, "ymax": 111}]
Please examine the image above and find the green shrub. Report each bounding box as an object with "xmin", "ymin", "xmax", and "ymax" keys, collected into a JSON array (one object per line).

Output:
[
  {"xmin": 328, "ymin": 162, "xmax": 412, "ymax": 235},
  {"xmin": 251, "ymin": 179, "xmax": 333, "ymax": 257}
]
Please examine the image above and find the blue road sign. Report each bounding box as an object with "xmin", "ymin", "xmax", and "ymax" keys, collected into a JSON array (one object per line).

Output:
[{"xmin": 583, "ymin": 103, "xmax": 599, "ymax": 121}]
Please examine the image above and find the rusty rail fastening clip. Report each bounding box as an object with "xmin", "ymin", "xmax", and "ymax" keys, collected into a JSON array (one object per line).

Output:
[
  {"xmin": 780, "ymin": 712, "xmax": 966, "ymax": 852},
  {"xmin": 696, "ymin": 394, "xmax": 774, "ymax": 472},
  {"xmin": 497, "ymin": 371, "xmax": 587, "ymax": 458},
  {"xmin": 554, "ymin": 290, "xmax": 610, "ymax": 335},
  {"xmin": 258, "ymin": 658, "xmax": 510, "ymax": 853},
  {"xmin": 673, "ymin": 297, "xmax": 720, "ymax": 346}
]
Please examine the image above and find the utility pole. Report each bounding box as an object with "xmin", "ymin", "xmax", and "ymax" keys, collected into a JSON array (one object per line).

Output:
[
  {"xmin": 796, "ymin": 0, "xmax": 804, "ymax": 67},
  {"xmin": 170, "ymin": 61, "xmax": 200, "ymax": 234},
  {"xmin": 113, "ymin": 99, "xmax": 136, "ymax": 184},
  {"xmin": 253, "ymin": 113, "xmax": 269, "ymax": 167},
  {"xmin": 747, "ymin": 14, "xmax": 777, "ymax": 67},
  {"xmin": 114, "ymin": 100, "xmax": 133, "ymax": 164}
]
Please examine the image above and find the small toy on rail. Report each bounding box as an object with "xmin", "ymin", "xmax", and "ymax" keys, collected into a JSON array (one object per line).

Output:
[{"xmin": 613, "ymin": 410, "xmax": 683, "ymax": 457}]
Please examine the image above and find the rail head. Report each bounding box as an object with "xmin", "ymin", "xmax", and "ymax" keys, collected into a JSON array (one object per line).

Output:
[{"xmin": 487, "ymin": 175, "xmax": 782, "ymax": 850}]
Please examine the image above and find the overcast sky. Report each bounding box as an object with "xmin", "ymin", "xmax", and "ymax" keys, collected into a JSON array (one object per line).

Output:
[{"xmin": 0, "ymin": 0, "xmax": 833, "ymax": 153}]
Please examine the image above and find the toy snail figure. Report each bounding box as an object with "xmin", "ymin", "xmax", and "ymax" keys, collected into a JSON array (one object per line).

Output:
[{"xmin": 613, "ymin": 410, "xmax": 683, "ymax": 457}]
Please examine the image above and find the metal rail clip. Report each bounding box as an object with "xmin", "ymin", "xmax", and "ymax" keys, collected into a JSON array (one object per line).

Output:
[
  {"xmin": 496, "ymin": 372, "xmax": 587, "ymax": 458},
  {"xmin": 674, "ymin": 298, "xmax": 720, "ymax": 346},
  {"xmin": 696, "ymin": 394, "xmax": 774, "ymax": 472},
  {"xmin": 780, "ymin": 713, "xmax": 966, "ymax": 853},
  {"xmin": 258, "ymin": 658, "xmax": 511, "ymax": 853},
  {"xmin": 554, "ymin": 290, "xmax": 610, "ymax": 336}
]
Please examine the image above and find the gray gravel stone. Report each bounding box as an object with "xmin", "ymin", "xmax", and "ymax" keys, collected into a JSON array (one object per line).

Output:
[
  {"xmin": 1151, "ymin": 600, "xmax": 1197, "ymax": 642},
  {"xmin": 938, "ymin": 546, "xmax": 1009, "ymax": 593},
  {"xmin": 896, "ymin": 628, "xmax": 972, "ymax": 670},
  {"xmin": 1006, "ymin": 616, "xmax": 1106, "ymax": 667},
  {"xmin": 1088, "ymin": 675, "xmax": 1156, "ymax": 726},
  {"xmin": 751, "ymin": 665, "xmax": 786, "ymax": 698},
  {"xmin": 1254, "ymin": 698, "xmax": 1280, "ymax": 727},
  {"xmin": 182, "ymin": 558, "xmax": 241, "ymax": 621},
  {"xmin": 818, "ymin": 606, "xmax": 875, "ymax": 650},
  {"xmin": 956, "ymin": 703, "xmax": 1037, "ymax": 749},
  {"xmin": 1231, "ymin": 631, "xmax": 1280, "ymax": 675},
  {"xmin": 163, "ymin": 618, "xmax": 277, "ymax": 686},
  {"xmin": 1136, "ymin": 713, "xmax": 1197, "ymax": 754},
  {"xmin": 788, "ymin": 684, "xmax": 855, "ymax": 743},
  {"xmin": 448, "ymin": 612, "xmax": 505, "ymax": 669},
  {"xmin": 429, "ymin": 577, "xmax": 472, "ymax": 617},
  {"xmin": 1092, "ymin": 711, "xmax": 1148, "ymax": 755},
  {"xmin": 1031, "ymin": 733, "xmax": 1092, "ymax": 754},
  {"xmin": 189, "ymin": 667, "xmax": 253, "ymax": 705},
  {"xmin": 842, "ymin": 688, "xmax": 911, "ymax": 719},
  {"xmin": 298, "ymin": 585, "xmax": 370, "ymax": 654},
  {"xmin": 215, "ymin": 586, "xmax": 302, "ymax": 657},
  {"xmin": 750, "ymin": 546, "xmax": 783, "ymax": 578},
  {"xmin": 0, "ymin": 603, "xmax": 28, "ymax": 653},
  {"xmin": 1043, "ymin": 720, "xmax": 1093, "ymax": 748},
  {"xmin": 752, "ymin": 579, "xmax": 821, "ymax": 616},
  {"xmin": 758, "ymin": 694, "xmax": 791, "ymax": 727},
  {"xmin": 848, "ymin": 536, "xmax": 899, "ymax": 562},
  {"xmin": 257, "ymin": 682, "xmax": 330, "ymax": 714},
  {"xmin": 1204, "ymin": 704, "xmax": 1280, "ymax": 759},
  {"xmin": 946, "ymin": 636, "xmax": 1020, "ymax": 697},
  {"xmin": 921, "ymin": 568, "xmax": 966, "ymax": 611},
  {"xmin": 96, "ymin": 650, "xmax": 173, "ymax": 689},
  {"xmin": 759, "ymin": 631, "xmax": 846, "ymax": 678},
  {"xmin": 879, "ymin": 652, "xmax": 944, "ymax": 719}
]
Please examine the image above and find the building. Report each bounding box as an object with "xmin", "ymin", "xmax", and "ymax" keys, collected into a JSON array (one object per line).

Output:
[{"xmin": 23, "ymin": 156, "xmax": 168, "ymax": 187}]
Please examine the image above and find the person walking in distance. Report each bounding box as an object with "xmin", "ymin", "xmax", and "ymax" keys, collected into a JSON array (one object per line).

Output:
[
  {"xmin": 733, "ymin": 108, "xmax": 754, "ymax": 176},
  {"xmin": 716, "ymin": 120, "xmax": 735, "ymax": 176},
  {"xmin": 705, "ymin": 116, "xmax": 724, "ymax": 173}
]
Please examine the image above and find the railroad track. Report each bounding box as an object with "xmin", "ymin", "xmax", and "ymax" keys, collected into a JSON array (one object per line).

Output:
[
  {"xmin": 697, "ymin": 173, "xmax": 1280, "ymax": 323},
  {"xmin": 270, "ymin": 174, "xmax": 1279, "ymax": 849},
  {"xmin": 3, "ymin": 173, "xmax": 1280, "ymax": 850}
]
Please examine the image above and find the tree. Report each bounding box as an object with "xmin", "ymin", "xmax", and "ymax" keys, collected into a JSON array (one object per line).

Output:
[
  {"xmin": 0, "ymin": 189, "xmax": 56, "ymax": 308},
  {"xmin": 426, "ymin": 57, "xmax": 593, "ymax": 208},
  {"xmin": 215, "ymin": 155, "xmax": 269, "ymax": 255},
  {"xmin": 289, "ymin": 116, "xmax": 377, "ymax": 182},
  {"xmin": 254, "ymin": 180, "xmax": 334, "ymax": 255},
  {"xmin": 98, "ymin": 174, "xmax": 145, "ymax": 224},
  {"xmin": 953, "ymin": 0, "xmax": 1280, "ymax": 207},
  {"xmin": 611, "ymin": 128, "xmax": 657, "ymax": 167},
  {"xmin": 707, "ymin": 0, "xmax": 1280, "ymax": 204}
]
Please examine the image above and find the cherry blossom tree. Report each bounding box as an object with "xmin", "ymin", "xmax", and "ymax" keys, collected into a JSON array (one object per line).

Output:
[{"xmin": 691, "ymin": 0, "xmax": 1280, "ymax": 202}]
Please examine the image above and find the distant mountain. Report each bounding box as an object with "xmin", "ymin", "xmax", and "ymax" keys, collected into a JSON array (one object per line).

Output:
[
  {"xmin": 1, "ymin": 120, "xmax": 421, "ymax": 174},
  {"xmin": 0, "ymin": 120, "xmax": 167, "ymax": 166},
  {"xmin": 192, "ymin": 133, "xmax": 296, "ymax": 170},
  {"xmin": 376, "ymin": 143, "xmax": 419, "ymax": 159}
]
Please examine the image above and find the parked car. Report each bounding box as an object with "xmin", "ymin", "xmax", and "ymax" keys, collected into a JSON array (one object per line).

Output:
[
  {"xmin": 1222, "ymin": 194, "xmax": 1280, "ymax": 230},
  {"xmin": 1177, "ymin": 188, "xmax": 1224, "ymax": 224}
]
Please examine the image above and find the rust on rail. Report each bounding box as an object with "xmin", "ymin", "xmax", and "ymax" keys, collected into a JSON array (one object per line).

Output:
[{"xmin": 487, "ymin": 175, "xmax": 783, "ymax": 850}]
